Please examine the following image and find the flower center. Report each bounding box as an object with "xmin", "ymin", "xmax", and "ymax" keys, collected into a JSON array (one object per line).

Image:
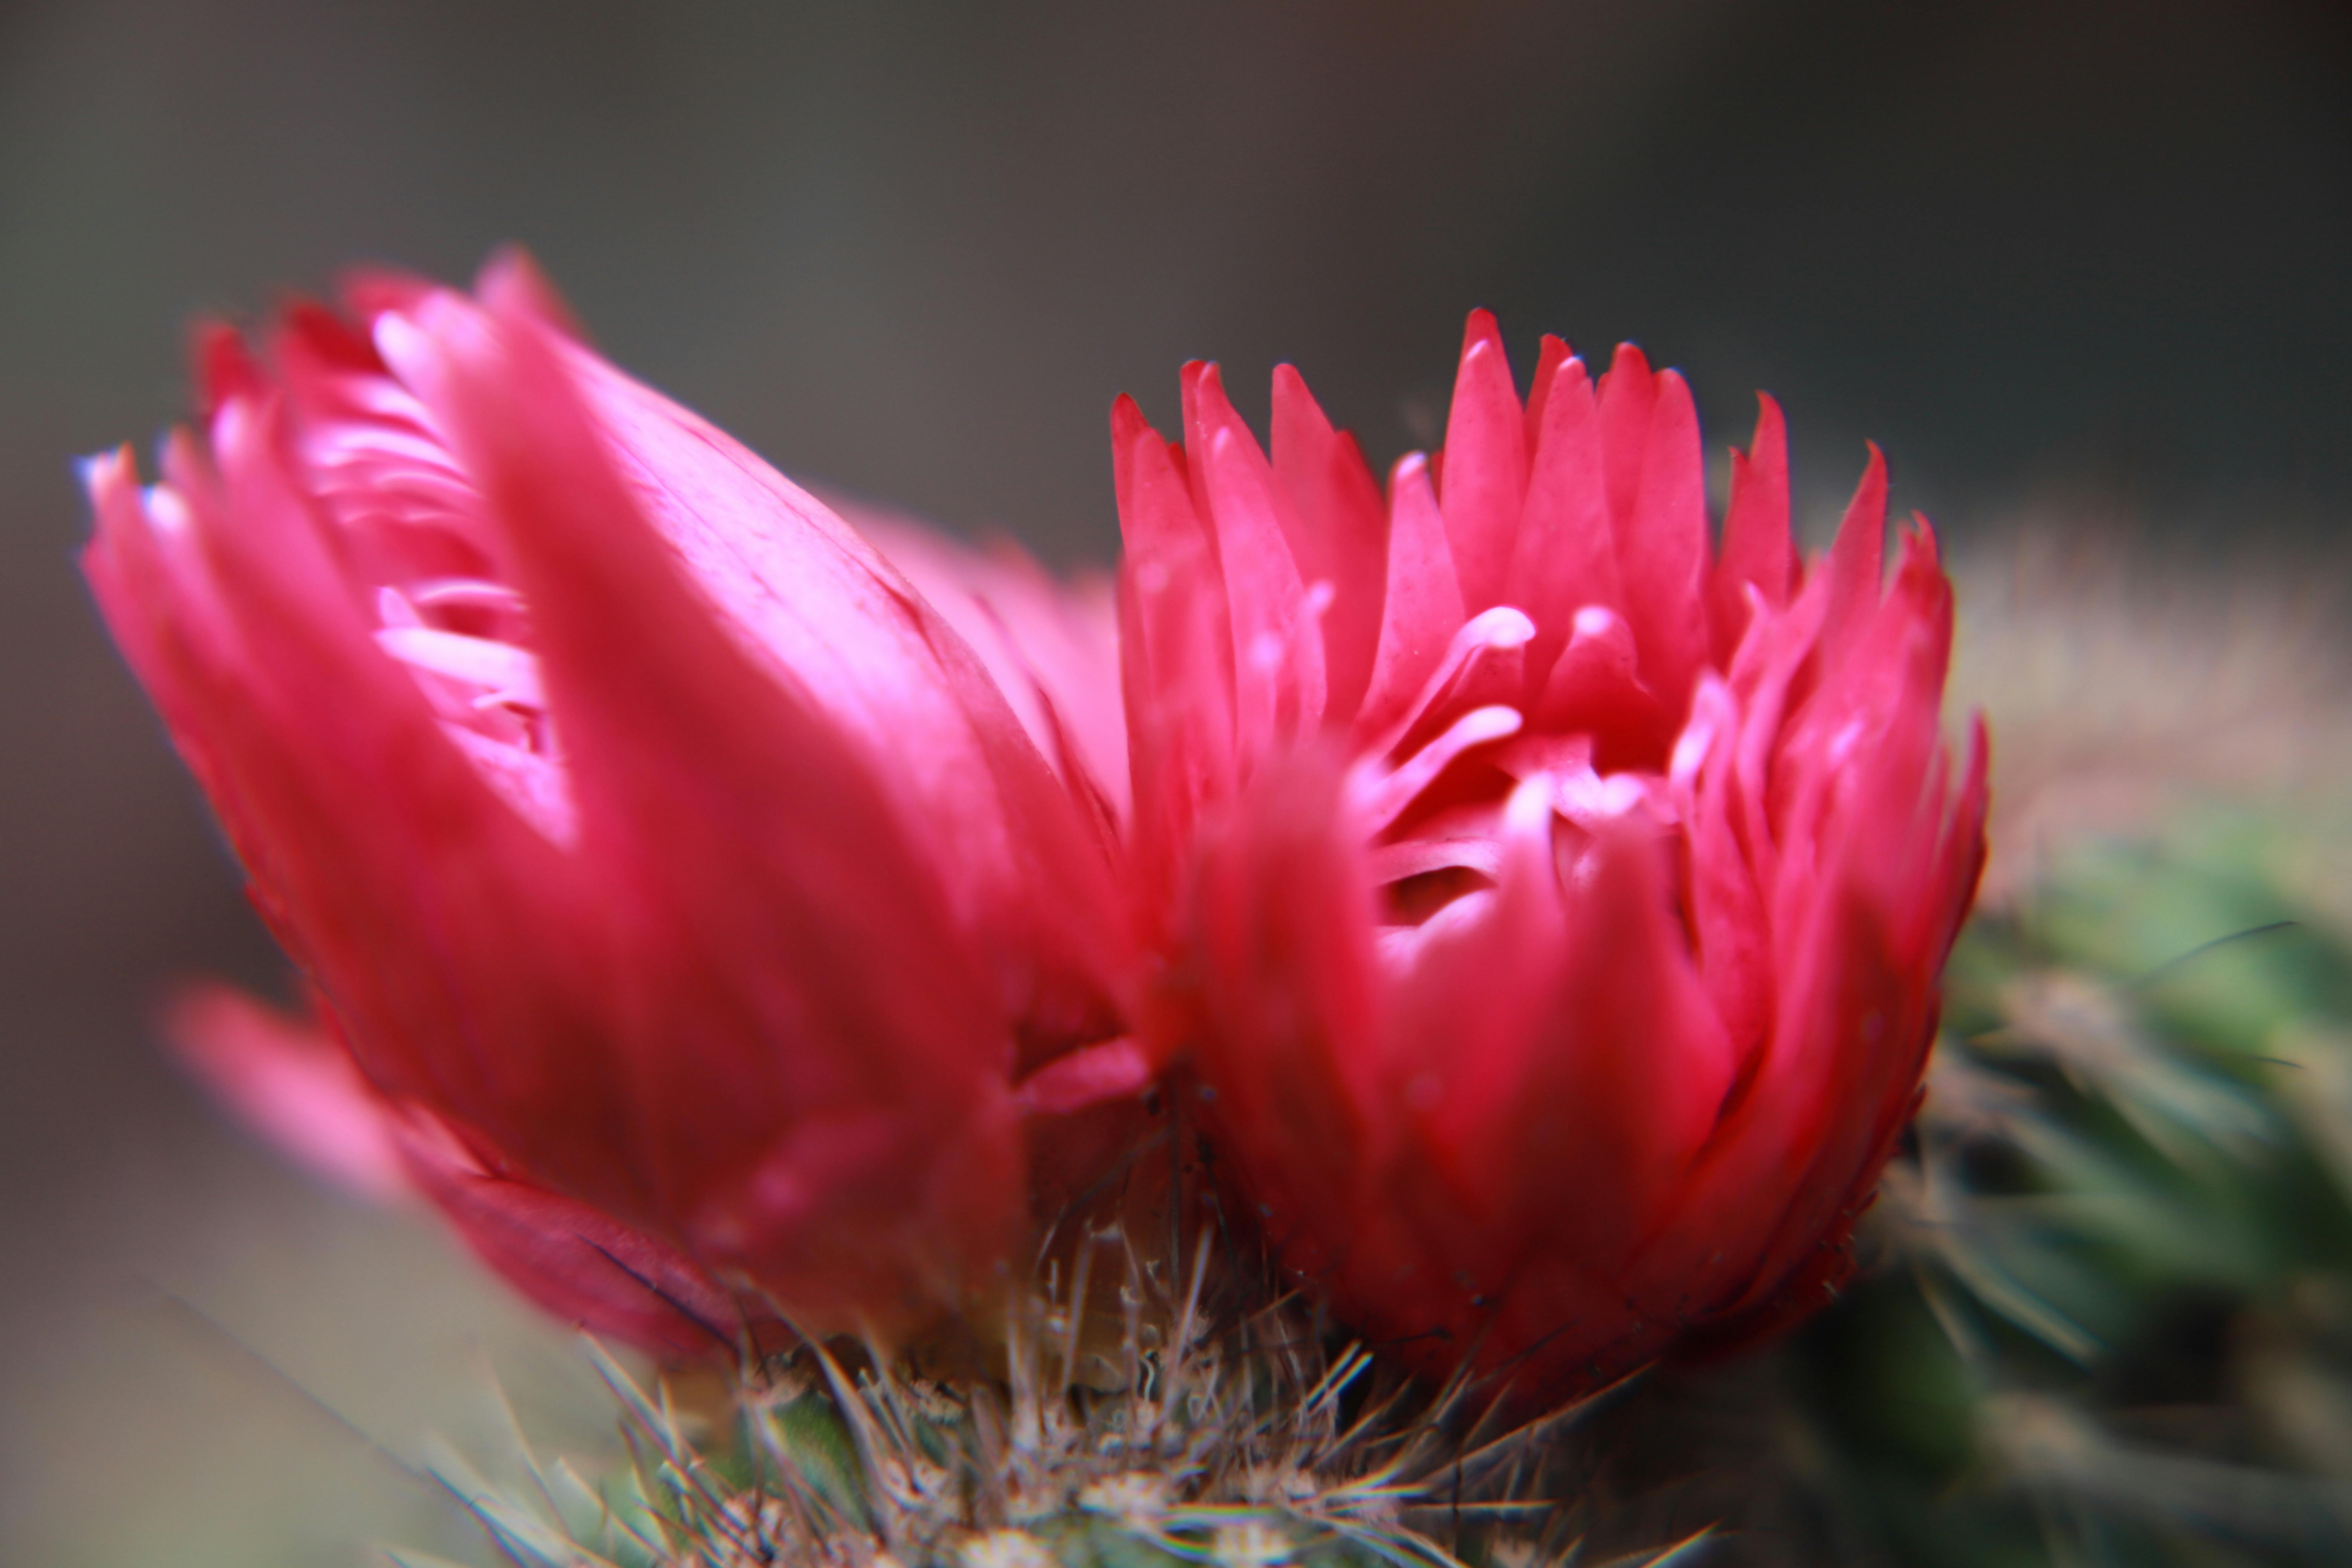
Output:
[{"xmin": 1344, "ymin": 602, "xmax": 1674, "ymax": 937}]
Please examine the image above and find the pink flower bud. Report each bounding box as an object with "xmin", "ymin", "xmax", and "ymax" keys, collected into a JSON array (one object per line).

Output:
[
  {"xmin": 84, "ymin": 253, "xmax": 1137, "ymax": 1351},
  {"xmin": 1111, "ymin": 314, "xmax": 1988, "ymax": 1401}
]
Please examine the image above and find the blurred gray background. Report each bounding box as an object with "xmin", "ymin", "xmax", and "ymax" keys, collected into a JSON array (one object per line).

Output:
[{"xmin": 1, "ymin": 2, "xmax": 2346, "ymax": 1563}]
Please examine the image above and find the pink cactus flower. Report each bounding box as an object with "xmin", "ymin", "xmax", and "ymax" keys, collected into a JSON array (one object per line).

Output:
[
  {"xmin": 1112, "ymin": 312, "xmax": 1988, "ymax": 1401},
  {"xmin": 83, "ymin": 253, "xmax": 1140, "ymax": 1354}
]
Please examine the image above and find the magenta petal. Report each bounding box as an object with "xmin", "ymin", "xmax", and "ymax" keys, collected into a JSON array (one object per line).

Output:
[
  {"xmin": 401, "ymin": 297, "xmax": 1115, "ymax": 1032},
  {"xmin": 1533, "ymin": 605, "xmax": 1673, "ymax": 772},
  {"xmin": 1615, "ymin": 368, "xmax": 1711, "ymax": 716},
  {"xmin": 1106, "ymin": 318, "xmax": 1986, "ymax": 1407},
  {"xmin": 848, "ymin": 504, "xmax": 1130, "ymax": 831},
  {"xmin": 1505, "ymin": 354, "xmax": 1619, "ymax": 684},
  {"xmin": 1596, "ymin": 342, "xmax": 1657, "ymax": 531},
  {"xmin": 1520, "ymin": 334, "xmax": 1574, "ymax": 452},
  {"xmin": 471, "ymin": 245, "xmax": 587, "ymax": 341},
  {"xmin": 398, "ymin": 1119, "xmax": 769, "ymax": 1360},
  {"xmin": 402, "ymin": 302, "xmax": 1028, "ymax": 1321},
  {"xmin": 1526, "ymin": 827, "xmax": 1733, "ymax": 1264},
  {"xmin": 1356, "ymin": 453, "xmax": 1467, "ymax": 743},
  {"xmin": 1435, "ymin": 311, "xmax": 1529, "ymax": 613},
  {"xmin": 1710, "ymin": 393, "xmax": 1796, "ymax": 666},
  {"xmin": 1181, "ymin": 363, "xmax": 1328, "ymax": 760},
  {"xmin": 166, "ymin": 983, "xmax": 413, "ymax": 1202},
  {"xmin": 1816, "ymin": 441, "xmax": 1889, "ymax": 668},
  {"xmin": 1271, "ymin": 364, "xmax": 1389, "ymax": 723},
  {"xmin": 1113, "ymin": 392, "xmax": 1237, "ymax": 920}
]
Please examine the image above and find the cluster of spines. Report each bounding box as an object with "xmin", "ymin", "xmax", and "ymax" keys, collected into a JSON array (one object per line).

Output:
[{"xmin": 407, "ymin": 1228, "xmax": 1710, "ymax": 1568}]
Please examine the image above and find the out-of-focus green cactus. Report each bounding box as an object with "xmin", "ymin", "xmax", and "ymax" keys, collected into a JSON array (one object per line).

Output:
[{"xmin": 1763, "ymin": 807, "xmax": 2352, "ymax": 1566}]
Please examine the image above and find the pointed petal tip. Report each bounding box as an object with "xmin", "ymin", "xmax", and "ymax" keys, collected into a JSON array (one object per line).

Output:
[
  {"xmin": 77, "ymin": 442, "xmax": 135, "ymax": 496},
  {"xmin": 1609, "ymin": 341, "xmax": 1653, "ymax": 378},
  {"xmin": 1110, "ymin": 390, "xmax": 1154, "ymax": 443},
  {"xmin": 474, "ymin": 244, "xmax": 585, "ymax": 340},
  {"xmin": 194, "ymin": 321, "xmax": 266, "ymax": 417}
]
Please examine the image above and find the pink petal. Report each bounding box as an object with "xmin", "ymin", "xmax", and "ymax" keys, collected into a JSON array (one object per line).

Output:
[
  {"xmin": 1113, "ymin": 392, "xmax": 1237, "ymax": 921},
  {"xmin": 1816, "ymin": 441, "xmax": 1888, "ymax": 669},
  {"xmin": 845, "ymin": 504, "xmax": 1130, "ymax": 831},
  {"xmin": 397, "ymin": 1119, "xmax": 772, "ymax": 1360},
  {"xmin": 1355, "ymin": 453, "xmax": 1465, "ymax": 741},
  {"xmin": 389, "ymin": 295, "xmax": 1119, "ymax": 1039},
  {"xmin": 1271, "ymin": 364, "xmax": 1389, "ymax": 722},
  {"xmin": 401, "ymin": 300, "xmax": 1030, "ymax": 1318},
  {"xmin": 1190, "ymin": 751, "xmax": 1389, "ymax": 1282},
  {"xmin": 166, "ymin": 983, "xmax": 412, "ymax": 1202},
  {"xmin": 1482, "ymin": 818, "xmax": 1733, "ymax": 1265},
  {"xmin": 1614, "ymin": 367, "xmax": 1711, "ymax": 716},
  {"xmin": 1675, "ymin": 678, "xmax": 1775, "ymax": 1069},
  {"xmin": 1532, "ymin": 604, "xmax": 1674, "ymax": 772},
  {"xmin": 86, "ymin": 410, "xmax": 598, "ymax": 1190},
  {"xmin": 1709, "ymin": 393, "xmax": 1796, "ymax": 666},
  {"xmin": 1012, "ymin": 1036, "xmax": 1154, "ymax": 1117},
  {"xmin": 472, "ymin": 244, "xmax": 587, "ymax": 341},
  {"xmin": 1181, "ymin": 363, "xmax": 1327, "ymax": 760},
  {"xmin": 1505, "ymin": 353, "xmax": 1620, "ymax": 684},
  {"xmin": 1520, "ymin": 333, "xmax": 1574, "ymax": 452},
  {"xmin": 1435, "ymin": 311, "xmax": 1528, "ymax": 613},
  {"xmin": 1595, "ymin": 343, "xmax": 1655, "ymax": 525}
]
